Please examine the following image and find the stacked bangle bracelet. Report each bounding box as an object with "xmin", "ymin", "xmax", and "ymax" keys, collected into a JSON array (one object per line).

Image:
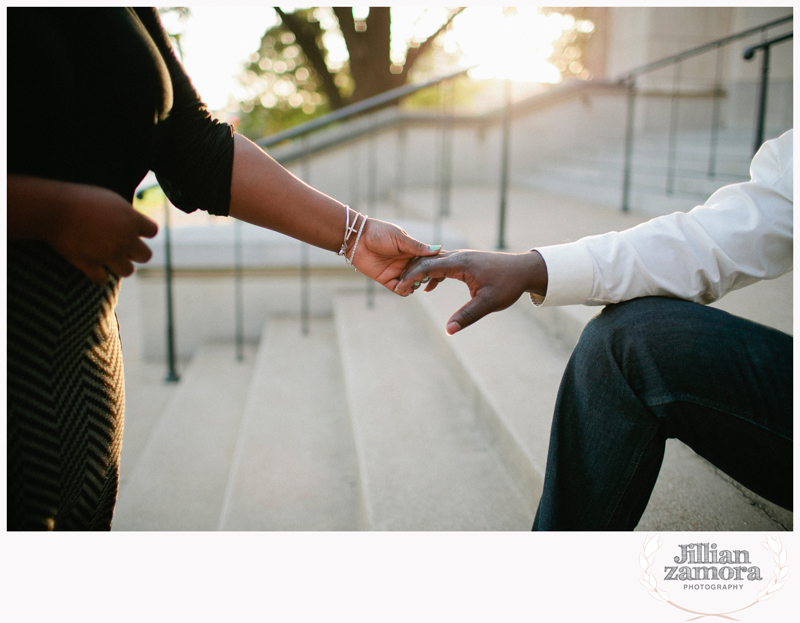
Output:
[{"xmin": 338, "ymin": 204, "xmax": 368, "ymax": 267}]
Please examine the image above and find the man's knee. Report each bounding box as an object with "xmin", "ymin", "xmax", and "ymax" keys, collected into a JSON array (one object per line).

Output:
[{"xmin": 571, "ymin": 297, "xmax": 705, "ymax": 386}]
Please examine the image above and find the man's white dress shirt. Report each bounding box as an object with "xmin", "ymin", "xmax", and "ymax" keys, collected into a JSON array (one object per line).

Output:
[{"xmin": 534, "ymin": 129, "xmax": 793, "ymax": 307}]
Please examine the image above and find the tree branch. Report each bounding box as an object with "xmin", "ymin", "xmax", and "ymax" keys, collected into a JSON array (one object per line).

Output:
[
  {"xmin": 400, "ymin": 7, "xmax": 465, "ymax": 82},
  {"xmin": 332, "ymin": 7, "xmax": 358, "ymax": 52},
  {"xmin": 275, "ymin": 7, "xmax": 344, "ymax": 109}
]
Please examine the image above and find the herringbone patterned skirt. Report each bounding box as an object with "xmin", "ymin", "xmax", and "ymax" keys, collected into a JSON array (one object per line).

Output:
[{"xmin": 7, "ymin": 241, "xmax": 125, "ymax": 530}]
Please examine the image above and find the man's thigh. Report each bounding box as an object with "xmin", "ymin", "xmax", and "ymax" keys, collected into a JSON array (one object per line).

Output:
[{"xmin": 593, "ymin": 296, "xmax": 792, "ymax": 508}]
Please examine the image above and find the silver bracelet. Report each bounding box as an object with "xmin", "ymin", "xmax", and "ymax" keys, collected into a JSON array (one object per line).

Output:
[
  {"xmin": 338, "ymin": 204, "xmax": 357, "ymax": 257},
  {"xmin": 346, "ymin": 213, "xmax": 368, "ymax": 267}
]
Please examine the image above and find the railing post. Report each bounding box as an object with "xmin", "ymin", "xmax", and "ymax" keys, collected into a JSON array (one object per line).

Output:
[
  {"xmin": 366, "ymin": 114, "xmax": 378, "ymax": 308},
  {"xmin": 665, "ymin": 60, "xmax": 681, "ymax": 195},
  {"xmin": 439, "ymin": 79, "xmax": 454, "ymax": 221},
  {"xmin": 750, "ymin": 43, "xmax": 770, "ymax": 156},
  {"xmin": 163, "ymin": 196, "xmax": 180, "ymax": 382},
  {"xmin": 300, "ymin": 242, "xmax": 310, "ymax": 331},
  {"xmin": 621, "ymin": 78, "xmax": 636, "ymax": 212},
  {"xmin": 300, "ymin": 138, "xmax": 311, "ymax": 334},
  {"xmin": 350, "ymin": 138, "xmax": 361, "ymax": 210},
  {"xmin": 434, "ymin": 81, "xmax": 451, "ymax": 246},
  {"xmin": 743, "ymin": 31, "xmax": 793, "ymax": 156},
  {"xmin": 395, "ymin": 121, "xmax": 406, "ymax": 216},
  {"xmin": 368, "ymin": 114, "xmax": 378, "ymax": 216},
  {"xmin": 707, "ymin": 44, "xmax": 724, "ymax": 178},
  {"xmin": 496, "ymin": 78, "xmax": 512, "ymax": 250},
  {"xmin": 233, "ymin": 219, "xmax": 244, "ymax": 361}
]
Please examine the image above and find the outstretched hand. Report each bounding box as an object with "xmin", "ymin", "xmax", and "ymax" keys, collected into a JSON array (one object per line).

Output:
[
  {"xmin": 350, "ymin": 218, "xmax": 441, "ymax": 292},
  {"xmin": 395, "ymin": 249, "xmax": 548, "ymax": 334}
]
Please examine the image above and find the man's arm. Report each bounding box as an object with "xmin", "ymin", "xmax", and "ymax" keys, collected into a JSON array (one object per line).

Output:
[
  {"xmin": 538, "ymin": 129, "xmax": 793, "ymax": 307},
  {"xmin": 397, "ymin": 130, "xmax": 793, "ymax": 333}
]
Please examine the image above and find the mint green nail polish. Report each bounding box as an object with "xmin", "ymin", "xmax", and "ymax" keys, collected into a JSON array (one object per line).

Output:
[
  {"xmin": 429, "ymin": 245, "xmax": 441, "ymax": 251},
  {"xmin": 422, "ymin": 276, "xmax": 430, "ymax": 283},
  {"xmin": 414, "ymin": 282, "xmax": 420, "ymax": 287}
]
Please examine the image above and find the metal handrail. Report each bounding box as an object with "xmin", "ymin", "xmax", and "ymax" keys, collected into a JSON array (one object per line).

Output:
[
  {"xmin": 144, "ymin": 14, "xmax": 792, "ymax": 361},
  {"xmin": 619, "ymin": 15, "xmax": 792, "ymax": 211},
  {"xmin": 267, "ymin": 79, "xmax": 622, "ymax": 167},
  {"xmin": 618, "ymin": 14, "xmax": 792, "ymax": 82},
  {"xmin": 256, "ymin": 66, "xmax": 474, "ymax": 149},
  {"xmin": 745, "ymin": 32, "xmax": 794, "ymax": 155}
]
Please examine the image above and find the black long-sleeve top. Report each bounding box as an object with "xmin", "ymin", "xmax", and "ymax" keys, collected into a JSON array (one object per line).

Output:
[{"xmin": 7, "ymin": 7, "xmax": 235, "ymax": 215}]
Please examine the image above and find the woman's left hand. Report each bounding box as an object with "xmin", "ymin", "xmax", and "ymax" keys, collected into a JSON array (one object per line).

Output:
[{"xmin": 350, "ymin": 218, "xmax": 441, "ymax": 293}]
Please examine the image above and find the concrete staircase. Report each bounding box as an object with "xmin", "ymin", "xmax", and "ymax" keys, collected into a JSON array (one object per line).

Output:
[
  {"xmin": 113, "ymin": 249, "xmax": 792, "ymax": 532},
  {"xmin": 114, "ymin": 124, "xmax": 791, "ymax": 531},
  {"xmin": 514, "ymin": 128, "xmax": 758, "ymax": 215}
]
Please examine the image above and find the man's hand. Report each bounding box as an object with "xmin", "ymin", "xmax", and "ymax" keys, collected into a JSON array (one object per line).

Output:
[
  {"xmin": 396, "ymin": 249, "xmax": 548, "ymax": 334},
  {"xmin": 8, "ymin": 175, "xmax": 159, "ymax": 284},
  {"xmin": 349, "ymin": 218, "xmax": 441, "ymax": 292}
]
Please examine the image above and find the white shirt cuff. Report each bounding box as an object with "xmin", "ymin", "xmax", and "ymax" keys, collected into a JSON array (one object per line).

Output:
[{"xmin": 532, "ymin": 242, "xmax": 595, "ymax": 307}]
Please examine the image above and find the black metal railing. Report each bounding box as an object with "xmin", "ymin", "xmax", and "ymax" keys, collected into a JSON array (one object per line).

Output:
[
  {"xmin": 619, "ymin": 14, "xmax": 792, "ymax": 211},
  {"xmin": 134, "ymin": 184, "xmax": 180, "ymax": 382},
  {"xmin": 744, "ymin": 31, "xmax": 794, "ymax": 156},
  {"xmin": 143, "ymin": 14, "xmax": 791, "ymax": 374}
]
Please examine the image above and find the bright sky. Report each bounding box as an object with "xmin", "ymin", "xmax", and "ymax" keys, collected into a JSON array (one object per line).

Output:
[
  {"xmin": 164, "ymin": 7, "xmax": 587, "ymax": 111},
  {"xmin": 160, "ymin": 7, "xmax": 279, "ymax": 110}
]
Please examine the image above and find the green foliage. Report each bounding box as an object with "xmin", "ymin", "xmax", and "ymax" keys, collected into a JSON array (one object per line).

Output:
[
  {"xmin": 234, "ymin": 7, "xmax": 597, "ymax": 140},
  {"xmin": 236, "ymin": 9, "xmax": 340, "ymax": 140},
  {"xmin": 236, "ymin": 8, "xmax": 465, "ymax": 140},
  {"xmin": 401, "ymin": 74, "xmax": 483, "ymax": 112}
]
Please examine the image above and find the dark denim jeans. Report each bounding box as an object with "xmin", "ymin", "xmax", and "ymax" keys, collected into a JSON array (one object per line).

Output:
[{"xmin": 532, "ymin": 296, "xmax": 793, "ymax": 531}]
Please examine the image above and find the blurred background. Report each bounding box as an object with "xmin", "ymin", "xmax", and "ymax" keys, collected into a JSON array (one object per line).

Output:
[{"xmin": 116, "ymin": 7, "xmax": 793, "ymax": 532}]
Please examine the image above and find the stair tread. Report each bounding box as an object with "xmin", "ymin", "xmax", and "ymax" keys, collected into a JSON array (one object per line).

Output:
[
  {"xmin": 415, "ymin": 281, "xmax": 790, "ymax": 531},
  {"xmin": 113, "ymin": 342, "xmax": 256, "ymax": 530},
  {"xmin": 415, "ymin": 283, "xmax": 573, "ymax": 504},
  {"xmin": 335, "ymin": 292, "xmax": 532, "ymax": 530},
  {"xmin": 217, "ymin": 317, "xmax": 363, "ymax": 530}
]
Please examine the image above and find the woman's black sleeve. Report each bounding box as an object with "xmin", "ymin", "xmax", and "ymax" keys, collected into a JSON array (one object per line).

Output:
[{"xmin": 137, "ymin": 7, "xmax": 235, "ymax": 216}]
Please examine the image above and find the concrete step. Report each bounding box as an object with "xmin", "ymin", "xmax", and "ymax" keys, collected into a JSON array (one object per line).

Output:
[
  {"xmin": 512, "ymin": 128, "xmax": 754, "ymax": 213},
  {"xmin": 517, "ymin": 159, "xmax": 748, "ymax": 215},
  {"xmin": 112, "ymin": 342, "xmax": 257, "ymax": 530},
  {"xmin": 414, "ymin": 280, "xmax": 791, "ymax": 530},
  {"xmin": 335, "ymin": 291, "xmax": 532, "ymax": 530},
  {"xmin": 217, "ymin": 317, "xmax": 363, "ymax": 530},
  {"xmin": 118, "ymin": 359, "xmax": 182, "ymax": 489},
  {"xmin": 413, "ymin": 282, "xmax": 573, "ymax": 512},
  {"xmin": 528, "ymin": 296, "xmax": 792, "ymax": 531}
]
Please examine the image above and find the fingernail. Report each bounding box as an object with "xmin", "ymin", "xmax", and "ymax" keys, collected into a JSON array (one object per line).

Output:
[
  {"xmin": 414, "ymin": 282, "xmax": 420, "ymax": 287},
  {"xmin": 429, "ymin": 245, "xmax": 441, "ymax": 251},
  {"xmin": 422, "ymin": 276, "xmax": 430, "ymax": 283},
  {"xmin": 446, "ymin": 321, "xmax": 461, "ymax": 335}
]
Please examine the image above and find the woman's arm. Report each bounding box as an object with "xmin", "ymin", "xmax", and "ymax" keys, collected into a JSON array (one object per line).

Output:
[
  {"xmin": 7, "ymin": 174, "xmax": 158, "ymax": 284},
  {"xmin": 228, "ymin": 134, "xmax": 440, "ymax": 292},
  {"xmin": 141, "ymin": 7, "xmax": 439, "ymax": 290}
]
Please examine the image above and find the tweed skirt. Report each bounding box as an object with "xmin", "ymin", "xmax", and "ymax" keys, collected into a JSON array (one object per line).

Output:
[{"xmin": 7, "ymin": 241, "xmax": 125, "ymax": 530}]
